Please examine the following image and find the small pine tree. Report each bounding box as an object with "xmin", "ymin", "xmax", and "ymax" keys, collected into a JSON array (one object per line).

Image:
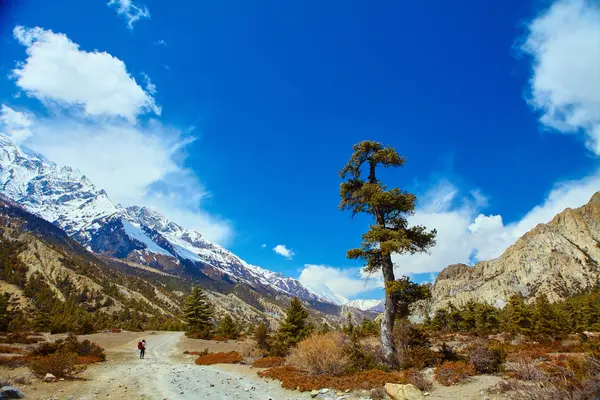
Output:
[
  {"xmin": 183, "ymin": 287, "xmax": 214, "ymax": 332},
  {"xmin": 533, "ymin": 294, "xmax": 557, "ymax": 335},
  {"xmin": 271, "ymin": 297, "xmax": 311, "ymax": 355},
  {"xmin": 216, "ymin": 314, "xmax": 240, "ymax": 339},
  {"xmin": 342, "ymin": 312, "xmax": 355, "ymax": 335},
  {"xmin": 254, "ymin": 321, "xmax": 270, "ymax": 350},
  {"xmin": 32, "ymin": 311, "xmax": 51, "ymax": 332},
  {"xmin": 503, "ymin": 293, "xmax": 533, "ymax": 334}
]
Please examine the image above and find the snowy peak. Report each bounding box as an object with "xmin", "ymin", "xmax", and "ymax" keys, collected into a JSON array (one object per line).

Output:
[
  {"xmin": 345, "ymin": 299, "xmax": 384, "ymax": 312},
  {"xmin": 0, "ymin": 134, "xmax": 330, "ymax": 304}
]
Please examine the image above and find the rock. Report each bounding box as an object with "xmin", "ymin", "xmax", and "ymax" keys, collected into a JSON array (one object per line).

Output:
[
  {"xmin": 0, "ymin": 386, "xmax": 25, "ymax": 399},
  {"xmin": 43, "ymin": 373, "xmax": 57, "ymax": 383},
  {"xmin": 310, "ymin": 390, "xmax": 320, "ymax": 398},
  {"xmin": 320, "ymin": 388, "xmax": 329, "ymax": 394},
  {"xmin": 384, "ymin": 383, "xmax": 424, "ymax": 400}
]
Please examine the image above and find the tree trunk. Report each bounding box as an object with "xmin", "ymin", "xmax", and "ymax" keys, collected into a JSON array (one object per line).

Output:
[{"xmin": 380, "ymin": 253, "xmax": 397, "ymax": 367}]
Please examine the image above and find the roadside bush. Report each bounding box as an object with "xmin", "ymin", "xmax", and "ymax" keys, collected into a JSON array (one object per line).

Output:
[
  {"xmin": 437, "ymin": 342, "xmax": 462, "ymax": 363},
  {"xmin": 468, "ymin": 341, "xmax": 506, "ymax": 374},
  {"xmin": 258, "ymin": 366, "xmax": 420, "ymax": 392},
  {"xmin": 343, "ymin": 337, "xmax": 385, "ymax": 372},
  {"xmin": 434, "ymin": 361, "xmax": 475, "ymax": 386},
  {"xmin": 505, "ymin": 354, "xmax": 545, "ymax": 381},
  {"xmin": 252, "ymin": 356, "xmax": 286, "ymax": 368},
  {"xmin": 288, "ymin": 332, "xmax": 350, "ymax": 376},
  {"xmin": 29, "ymin": 351, "xmax": 86, "ymax": 379},
  {"xmin": 394, "ymin": 323, "xmax": 438, "ymax": 369},
  {"xmin": 0, "ymin": 345, "xmax": 24, "ymax": 354},
  {"xmin": 183, "ymin": 348, "xmax": 209, "ymax": 356},
  {"xmin": 195, "ymin": 351, "xmax": 242, "ymax": 365},
  {"xmin": 0, "ymin": 333, "xmax": 42, "ymax": 344},
  {"xmin": 30, "ymin": 334, "xmax": 105, "ymax": 362},
  {"xmin": 402, "ymin": 368, "xmax": 433, "ymax": 391},
  {"xmin": 0, "ymin": 355, "xmax": 32, "ymax": 368}
]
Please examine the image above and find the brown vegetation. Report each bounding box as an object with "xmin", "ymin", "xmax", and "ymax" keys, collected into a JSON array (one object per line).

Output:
[
  {"xmin": 434, "ymin": 361, "xmax": 476, "ymax": 386},
  {"xmin": 258, "ymin": 366, "xmax": 430, "ymax": 392},
  {"xmin": 29, "ymin": 351, "xmax": 86, "ymax": 379},
  {"xmin": 252, "ymin": 356, "xmax": 286, "ymax": 368},
  {"xmin": 195, "ymin": 351, "xmax": 243, "ymax": 365},
  {"xmin": 288, "ymin": 332, "xmax": 349, "ymax": 376}
]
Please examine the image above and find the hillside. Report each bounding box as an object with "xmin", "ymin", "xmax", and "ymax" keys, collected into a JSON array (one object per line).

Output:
[
  {"xmin": 0, "ymin": 196, "xmax": 350, "ymax": 332},
  {"xmin": 0, "ymin": 135, "xmax": 328, "ymax": 306},
  {"xmin": 428, "ymin": 191, "xmax": 600, "ymax": 311}
]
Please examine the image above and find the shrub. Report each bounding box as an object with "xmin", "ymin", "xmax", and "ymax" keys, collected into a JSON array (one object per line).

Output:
[
  {"xmin": 253, "ymin": 322, "xmax": 270, "ymax": 350},
  {"xmin": 0, "ymin": 345, "xmax": 24, "ymax": 354},
  {"xmin": 0, "ymin": 333, "xmax": 42, "ymax": 344},
  {"xmin": 505, "ymin": 355, "xmax": 545, "ymax": 381},
  {"xmin": 437, "ymin": 342, "xmax": 461, "ymax": 363},
  {"xmin": 195, "ymin": 351, "xmax": 242, "ymax": 365},
  {"xmin": 258, "ymin": 366, "xmax": 419, "ymax": 392},
  {"xmin": 468, "ymin": 342, "xmax": 506, "ymax": 374},
  {"xmin": 434, "ymin": 361, "xmax": 475, "ymax": 386},
  {"xmin": 252, "ymin": 356, "xmax": 286, "ymax": 368},
  {"xmin": 183, "ymin": 348, "xmax": 209, "ymax": 356},
  {"xmin": 402, "ymin": 368, "xmax": 433, "ymax": 391},
  {"xmin": 29, "ymin": 351, "xmax": 86, "ymax": 379},
  {"xmin": 30, "ymin": 334, "xmax": 105, "ymax": 362},
  {"xmin": 288, "ymin": 332, "xmax": 350, "ymax": 376},
  {"xmin": 343, "ymin": 337, "xmax": 385, "ymax": 372}
]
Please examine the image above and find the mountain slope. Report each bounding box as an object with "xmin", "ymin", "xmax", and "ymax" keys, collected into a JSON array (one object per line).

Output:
[
  {"xmin": 429, "ymin": 192, "xmax": 600, "ymax": 311},
  {"xmin": 345, "ymin": 299, "xmax": 384, "ymax": 312},
  {"xmin": 0, "ymin": 135, "xmax": 328, "ymax": 305}
]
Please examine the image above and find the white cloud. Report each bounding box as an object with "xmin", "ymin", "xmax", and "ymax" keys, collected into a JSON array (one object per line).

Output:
[
  {"xmin": 107, "ymin": 0, "xmax": 150, "ymax": 29},
  {"xmin": 261, "ymin": 243, "xmax": 267, "ymax": 248},
  {"xmin": 391, "ymin": 173, "xmax": 600, "ymax": 274},
  {"xmin": 0, "ymin": 105, "xmax": 33, "ymax": 143},
  {"xmin": 11, "ymin": 26, "xmax": 159, "ymax": 122},
  {"xmin": 140, "ymin": 73, "xmax": 157, "ymax": 96},
  {"xmin": 155, "ymin": 40, "xmax": 168, "ymax": 46},
  {"xmin": 299, "ymin": 264, "xmax": 383, "ymax": 302},
  {"xmin": 273, "ymin": 244, "xmax": 295, "ymax": 259},
  {"xmin": 5, "ymin": 27, "xmax": 233, "ymax": 246},
  {"xmin": 521, "ymin": 0, "xmax": 600, "ymax": 154}
]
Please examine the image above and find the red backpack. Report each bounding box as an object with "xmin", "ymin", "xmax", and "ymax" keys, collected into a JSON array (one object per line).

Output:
[{"xmin": 137, "ymin": 341, "xmax": 142, "ymax": 350}]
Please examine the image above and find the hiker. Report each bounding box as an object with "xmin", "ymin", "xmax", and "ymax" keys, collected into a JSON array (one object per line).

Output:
[{"xmin": 138, "ymin": 339, "xmax": 147, "ymax": 359}]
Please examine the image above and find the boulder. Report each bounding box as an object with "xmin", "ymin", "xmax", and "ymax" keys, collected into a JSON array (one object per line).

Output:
[
  {"xmin": 384, "ymin": 383, "xmax": 424, "ymax": 400},
  {"xmin": 43, "ymin": 373, "xmax": 57, "ymax": 382},
  {"xmin": 310, "ymin": 390, "xmax": 319, "ymax": 398},
  {"xmin": 0, "ymin": 386, "xmax": 25, "ymax": 399}
]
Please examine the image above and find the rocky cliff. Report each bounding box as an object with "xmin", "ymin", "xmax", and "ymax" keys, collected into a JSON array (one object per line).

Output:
[{"xmin": 430, "ymin": 192, "xmax": 600, "ymax": 311}]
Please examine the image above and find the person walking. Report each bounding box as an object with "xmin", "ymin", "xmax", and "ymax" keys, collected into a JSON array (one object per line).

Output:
[{"xmin": 138, "ymin": 339, "xmax": 147, "ymax": 359}]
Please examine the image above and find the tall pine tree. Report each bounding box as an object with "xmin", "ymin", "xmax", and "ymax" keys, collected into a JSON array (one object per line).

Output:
[
  {"xmin": 272, "ymin": 297, "xmax": 311, "ymax": 353},
  {"xmin": 533, "ymin": 294, "xmax": 558, "ymax": 335},
  {"xmin": 183, "ymin": 287, "xmax": 214, "ymax": 332},
  {"xmin": 339, "ymin": 141, "xmax": 436, "ymax": 366}
]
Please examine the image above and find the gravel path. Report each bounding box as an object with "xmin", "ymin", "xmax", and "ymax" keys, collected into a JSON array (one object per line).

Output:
[{"xmin": 71, "ymin": 332, "xmax": 309, "ymax": 400}]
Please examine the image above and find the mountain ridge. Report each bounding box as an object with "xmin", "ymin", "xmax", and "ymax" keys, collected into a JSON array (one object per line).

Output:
[
  {"xmin": 428, "ymin": 191, "xmax": 600, "ymax": 311},
  {"xmin": 0, "ymin": 134, "xmax": 331, "ymax": 306}
]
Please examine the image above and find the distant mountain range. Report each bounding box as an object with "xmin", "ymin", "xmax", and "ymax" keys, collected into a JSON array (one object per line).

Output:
[{"xmin": 0, "ymin": 135, "xmax": 329, "ymax": 306}]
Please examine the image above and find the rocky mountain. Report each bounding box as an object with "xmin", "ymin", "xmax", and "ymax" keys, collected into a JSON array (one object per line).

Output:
[
  {"xmin": 429, "ymin": 192, "xmax": 600, "ymax": 311},
  {"xmin": 0, "ymin": 135, "xmax": 330, "ymax": 308}
]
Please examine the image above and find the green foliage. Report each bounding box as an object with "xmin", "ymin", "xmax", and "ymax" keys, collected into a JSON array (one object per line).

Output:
[
  {"xmin": 183, "ymin": 286, "xmax": 214, "ymax": 333},
  {"xmin": 502, "ymin": 294, "xmax": 533, "ymax": 334},
  {"xmin": 215, "ymin": 314, "xmax": 240, "ymax": 339},
  {"xmin": 428, "ymin": 301, "xmax": 501, "ymax": 333},
  {"xmin": 342, "ymin": 313, "xmax": 355, "ymax": 336},
  {"xmin": 270, "ymin": 297, "xmax": 312, "ymax": 356},
  {"xmin": 254, "ymin": 321, "xmax": 270, "ymax": 350},
  {"xmin": 0, "ymin": 293, "xmax": 10, "ymax": 332},
  {"xmin": 387, "ymin": 277, "xmax": 431, "ymax": 319}
]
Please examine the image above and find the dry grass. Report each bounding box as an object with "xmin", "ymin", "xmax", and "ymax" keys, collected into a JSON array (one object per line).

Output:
[
  {"xmin": 29, "ymin": 351, "xmax": 86, "ymax": 379},
  {"xmin": 434, "ymin": 361, "xmax": 476, "ymax": 386},
  {"xmin": 288, "ymin": 332, "xmax": 350, "ymax": 376},
  {"xmin": 252, "ymin": 356, "xmax": 286, "ymax": 368},
  {"xmin": 258, "ymin": 366, "xmax": 425, "ymax": 392},
  {"xmin": 0, "ymin": 333, "xmax": 43, "ymax": 345},
  {"xmin": 0, "ymin": 355, "xmax": 33, "ymax": 368},
  {"xmin": 195, "ymin": 351, "xmax": 243, "ymax": 365},
  {"xmin": 183, "ymin": 349, "xmax": 209, "ymax": 356},
  {"xmin": 0, "ymin": 345, "xmax": 25, "ymax": 354}
]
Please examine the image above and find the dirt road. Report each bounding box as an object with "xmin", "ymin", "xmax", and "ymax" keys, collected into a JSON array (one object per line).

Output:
[{"xmin": 65, "ymin": 332, "xmax": 308, "ymax": 400}]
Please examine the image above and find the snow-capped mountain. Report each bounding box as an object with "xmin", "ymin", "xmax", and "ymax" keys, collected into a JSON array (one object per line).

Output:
[
  {"xmin": 345, "ymin": 299, "xmax": 384, "ymax": 312},
  {"xmin": 0, "ymin": 134, "xmax": 327, "ymax": 304}
]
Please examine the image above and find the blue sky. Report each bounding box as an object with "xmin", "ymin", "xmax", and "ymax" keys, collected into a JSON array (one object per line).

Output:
[{"xmin": 1, "ymin": 0, "xmax": 599, "ymax": 301}]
